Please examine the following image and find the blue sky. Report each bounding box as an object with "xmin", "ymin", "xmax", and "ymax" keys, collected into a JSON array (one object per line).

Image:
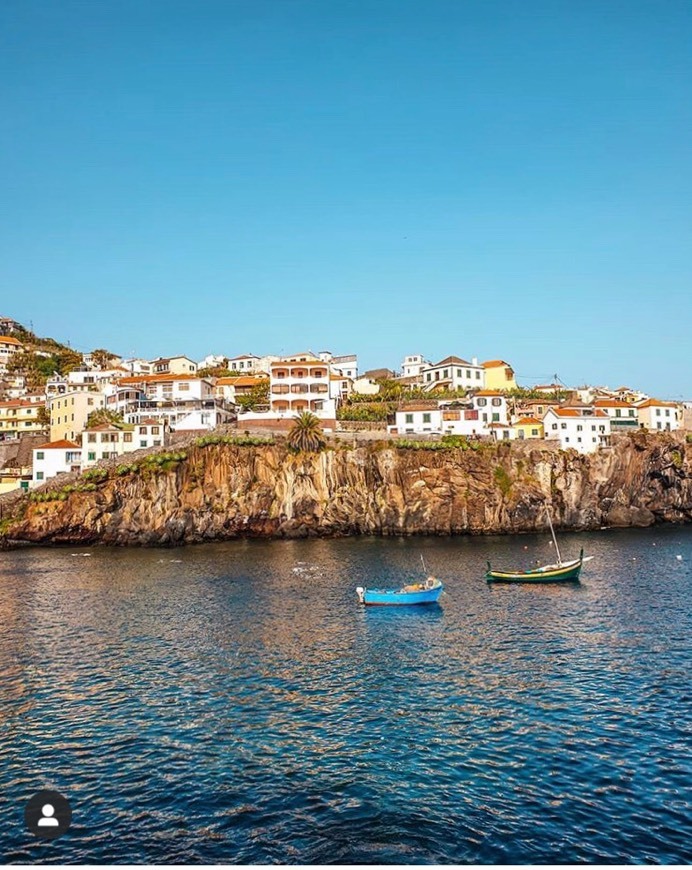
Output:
[{"xmin": 1, "ymin": 0, "xmax": 690, "ymax": 397}]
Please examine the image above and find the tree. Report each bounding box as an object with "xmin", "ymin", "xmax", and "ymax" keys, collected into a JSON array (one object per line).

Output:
[
  {"xmin": 236, "ymin": 380, "xmax": 270, "ymax": 411},
  {"xmin": 36, "ymin": 405, "xmax": 51, "ymax": 428},
  {"xmin": 287, "ymin": 412, "xmax": 326, "ymax": 453},
  {"xmin": 86, "ymin": 408, "xmax": 125, "ymax": 428},
  {"xmin": 91, "ymin": 348, "xmax": 116, "ymax": 369}
]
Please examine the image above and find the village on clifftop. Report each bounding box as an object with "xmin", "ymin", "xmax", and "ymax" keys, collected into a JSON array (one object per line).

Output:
[{"xmin": 0, "ymin": 314, "xmax": 689, "ymax": 494}]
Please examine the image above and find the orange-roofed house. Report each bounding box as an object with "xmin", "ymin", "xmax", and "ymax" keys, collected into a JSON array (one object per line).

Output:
[
  {"xmin": 31, "ymin": 440, "xmax": 82, "ymax": 488},
  {"xmin": 593, "ymin": 399, "xmax": 639, "ymax": 431},
  {"xmin": 215, "ymin": 375, "xmax": 269, "ymax": 404},
  {"xmin": 0, "ymin": 335, "xmax": 24, "ymax": 374},
  {"xmin": 543, "ymin": 407, "xmax": 611, "ymax": 453},
  {"xmin": 634, "ymin": 398, "xmax": 681, "ymax": 432},
  {"xmin": 513, "ymin": 417, "xmax": 545, "ymax": 440},
  {"xmin": 482, "ymin": 360, "xmax": 517, "ymax": 391}
]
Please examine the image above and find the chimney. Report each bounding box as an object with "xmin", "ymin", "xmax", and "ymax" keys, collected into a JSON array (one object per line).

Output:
[{"xmin": 472, "ymin": 357, "xmax": 478, "ymax": 366}]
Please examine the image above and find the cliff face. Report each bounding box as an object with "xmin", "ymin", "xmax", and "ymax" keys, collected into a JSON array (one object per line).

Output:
[{"xmin": 2, "ymin": 433, "xmax": 691, "ymax": 546}]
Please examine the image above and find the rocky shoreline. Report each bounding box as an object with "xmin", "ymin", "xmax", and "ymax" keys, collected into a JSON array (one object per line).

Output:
[{"xmin": 0, "ymin": 431, "xmax": 690, "ymax": 547}]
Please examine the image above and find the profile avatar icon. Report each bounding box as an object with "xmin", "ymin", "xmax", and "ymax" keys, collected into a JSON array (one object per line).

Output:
[
  {"xmin": 24, "ymin": 790, "xmax": 71, "ymax": 839},
  {"xmin": 38, "ymin": 804, "xmax": 60, "ymax": 827}
]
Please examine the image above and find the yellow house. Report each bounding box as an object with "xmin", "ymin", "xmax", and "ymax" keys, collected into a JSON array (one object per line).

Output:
[
  {"xmin": 482, "ymin": 360, "xmax": 517, "ymax": 391},
  {"xmin": 513, "ymin": 416, "xmax": 544, "ymax": 440},
  {"xmin": 0, "ymin": 398, "xmax": 46, "ymax": 439},
  {"xmin": 50, "ymin": 390, "xmax": 105, "ymax": 443}
]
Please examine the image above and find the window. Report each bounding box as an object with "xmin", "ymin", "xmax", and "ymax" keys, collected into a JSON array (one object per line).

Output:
[
  {"xmin": 577, "ymin": 424, "xmax": 583, "ymax": 431},
  {"xmin": 426, "ymin": 373, "xmax": 432, "ymax": 382},
  {"xmin": 577, "ymin": 437, "xmax": 582, "ymax": 443},
  {"xmin": 139, "ymin": 426, "xmax": 147, "ymax": 434},
  {"xmin": 565, "ymin": 437, "xmax": 570, "ymax": 443},
  {"xmin": 552, "ymin": 423, "xmax": 558, "ymax": 430},
  {"xmin": 405, "ymin": 414, "xmax": 413, "ymax": 424},
  {"xmin": 36, "ymin": 451, "xmax": 44, "ymax": 460},
  {"xmin": 477, "ymin": 398, "xmax": 487, "ymax": 407},
  {"xmin": 123, "ymin": 433, "xmax": 132, "ymax": 442},
  {"xmin": 457, "ymin": 369, "xmax": 462, "ymax": 377},
  {"xmin": 88, "ymin": 452, "xmax": 96, "ymax": 461},
  {"xmin": 591, "ymin": 425, "xmax": 596, "ymax": 431},
  {"xmin": 36, "ymin": 471, "xmax": 44, "ymax": 480},
  {"xmin": 140, "ymin": 440, "xmax": 147, "ymax": 448},
  {"xmin": 492, "ymin": 413, "xmax": 500, "ymax": 422},
  {"xmin": 88, "ymin": 398, "xmax": 94, "ymax": 405},
  {"xmin": 466, "ymin": 370, "xmax": 471, "ymax": 378},
  {"xmin": 561, "ymin": 423, "xmax": 567, "ymax": 429},
  {"xmin": 476, "ymin": 371, "xmax": 481, "ymax": 379},
  {"xmin": 531, "ymin": 429, "xmax": 538, "ymax": 436},
  {"xmin": 491, "ymin": 398, "xmax": 501, "ymax": 406},
  {"xmin": 423, "ymin": 413, "xmax": 431, "ymax": 423},
  {"xmin": 665, "ymin": 409, "xmax": 670, "ymax": 416},
  {"xmin": 443, "ymin": 369, "xmax": 449, "ymax": 378},
  {"xmin": 615, "ymin": 409, "xmax": 621, "ymax": 417},
  {"xmin": 152, "ymin": 426, "xmax": 159, "ymax": 435},
  {"xmin": 656, "ymin": 409, "xmax": 661, "ymax": 416},
  {"xmin": 179, "ymin": 384, "xmax": 189, "ymax": 391}
]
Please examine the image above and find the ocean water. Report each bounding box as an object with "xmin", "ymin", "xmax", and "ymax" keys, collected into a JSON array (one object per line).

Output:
[{"xmin": 0, "ymin": 527, "xmax": 691, "ymax": 864}]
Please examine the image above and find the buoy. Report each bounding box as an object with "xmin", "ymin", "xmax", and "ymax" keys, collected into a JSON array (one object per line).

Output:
[{"xmin": 676, "ymin": 555, "xmax": 683, "ymax": 561}]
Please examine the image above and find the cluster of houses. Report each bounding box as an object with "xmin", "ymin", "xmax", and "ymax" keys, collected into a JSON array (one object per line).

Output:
[{"xmin": 0, "ymin": 318, "xmax": 686, "ymax": 494}]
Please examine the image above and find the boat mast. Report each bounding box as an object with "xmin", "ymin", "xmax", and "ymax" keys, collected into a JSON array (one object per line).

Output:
[{"xmin": 546, "ymin": 506, "xmax": 563, "ymax": 566}]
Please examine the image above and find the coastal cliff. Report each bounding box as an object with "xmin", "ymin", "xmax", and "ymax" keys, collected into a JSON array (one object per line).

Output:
[{"xmin": 1, "ymin": 432, "xmax": 690, "ymax": 546}]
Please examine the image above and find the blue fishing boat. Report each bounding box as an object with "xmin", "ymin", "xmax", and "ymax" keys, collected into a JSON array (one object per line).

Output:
[{"xmin": 356, "ymin": 575, "xmax": 443, "ymax": 606}]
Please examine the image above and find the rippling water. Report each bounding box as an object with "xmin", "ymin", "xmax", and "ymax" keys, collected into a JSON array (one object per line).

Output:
[{"xmin": 1, "ymin": 527, "xmax": 691, "ymax": 863}]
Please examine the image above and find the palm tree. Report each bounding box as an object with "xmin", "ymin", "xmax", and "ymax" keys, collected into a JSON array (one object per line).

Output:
[{"xmin": 287, "ymin": 412, "xmax": 326, "ymax": 453}]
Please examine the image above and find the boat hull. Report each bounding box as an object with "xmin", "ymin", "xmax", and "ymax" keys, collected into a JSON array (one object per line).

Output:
[
  {"xmin": 486, "ymin": 553, "xmax": 585, "ymax": 583},
  {"xmin": 358, "ymin": 581, "xmax": 443, "ymax": 605}
]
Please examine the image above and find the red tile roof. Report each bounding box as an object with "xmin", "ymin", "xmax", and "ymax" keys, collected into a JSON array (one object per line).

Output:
[
  {"xmin": 35, "ymin": 439, "xmax": 80, "ymax": 449},
  {"xmin": 515, "ymin": 417, "xmax": 543, "ymax": 426},
  {"xmin": 482, "ymin": 359, "xmax": 511, "ymax": 368},
  {"xmin": 0, "ymin": 335, "xmax": 23, "ymax": 346},
  {"xmin": 635, "ymin": 398, "xmax": 678, "ymax": 409}
]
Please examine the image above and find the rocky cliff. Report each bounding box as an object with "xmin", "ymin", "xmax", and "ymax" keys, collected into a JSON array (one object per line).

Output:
[{"xmin": 1, "ymin": 432, "xmax": 690, "ymax": 546}]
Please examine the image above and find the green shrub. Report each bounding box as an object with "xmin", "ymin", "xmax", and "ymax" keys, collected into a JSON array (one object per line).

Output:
[{"xmin": 494, "ymin": 466, "xmax": 512, "ymax": 495}]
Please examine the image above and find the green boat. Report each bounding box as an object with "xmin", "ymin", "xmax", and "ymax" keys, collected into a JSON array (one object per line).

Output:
[
  {"xmin": 486, "ymin": 508, "xmax": 592, "ymax": 583},
  {"xmin": 486, "ymin": 548, "xmax": 588, "ymax": 583}
]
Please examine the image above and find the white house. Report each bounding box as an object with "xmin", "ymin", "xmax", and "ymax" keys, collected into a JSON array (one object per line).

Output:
[
  {"xmin": 151, "ymin": 356, "xmax": 198, "ymax": 375},
  {"xmin": 80, "ymin": 420, "xmax": 169, "ymax": 467},
  {"xmin": 319, "ymin": 352, "xmax": 359, "ymax": 380},
  {"xmin": 422, "ymin": 356, "xmax": 484, "ymax": 391},
  {"xmin": 239, "ymin": 353, "xmax": 337, "ymax": 427},
  {"xmin": 81, "ymin": 424, "xmax": 138, "ymax": 468},
  {"xmin": 111, "ymin": 374, "xmax": 234, "ymax": 430},
  {"xmin": 635, "ymin": 399, "xmax": 681, "ymax": 431},
  {"xmin": 31, "ymin": 440, "xmax": 82, "ymax": 487},
  {"xmin": 198, "ymin": 354, "xmax": 228, "ymax": 371},
  {"xmin": 393, "ymin": 403, "xmax": 442, "ymax": 434},
  {"xmin": 0, "ymin": 335, "xmax": 24, "ymax": 374},
  {"xmin": 228, "ymin": 354, "xmax": 262, "ymax": 373},
  {"xmin": 593, "ymin": 399, "xmax": 639, "ymax": 431},
  {"xmin": 471, "ymin": 391, "xmax": 509, "ymax": 426},
  {"xmin": 543, "ymin": 407, "xmax": 611, "ymax": 453},
  {"xmin": 401, "ymin": 354, "xmax": 430, "ymax": 380}
]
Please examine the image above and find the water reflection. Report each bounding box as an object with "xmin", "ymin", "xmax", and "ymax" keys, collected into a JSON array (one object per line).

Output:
[{"xmin": 0, "ymin": 527, "xmax": 690, "ymax": 863}]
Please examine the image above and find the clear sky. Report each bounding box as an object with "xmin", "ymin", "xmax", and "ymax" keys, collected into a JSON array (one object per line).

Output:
[{"xmin": 1, "ymin": 0, "xmax": 690, "ymax": 397}]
